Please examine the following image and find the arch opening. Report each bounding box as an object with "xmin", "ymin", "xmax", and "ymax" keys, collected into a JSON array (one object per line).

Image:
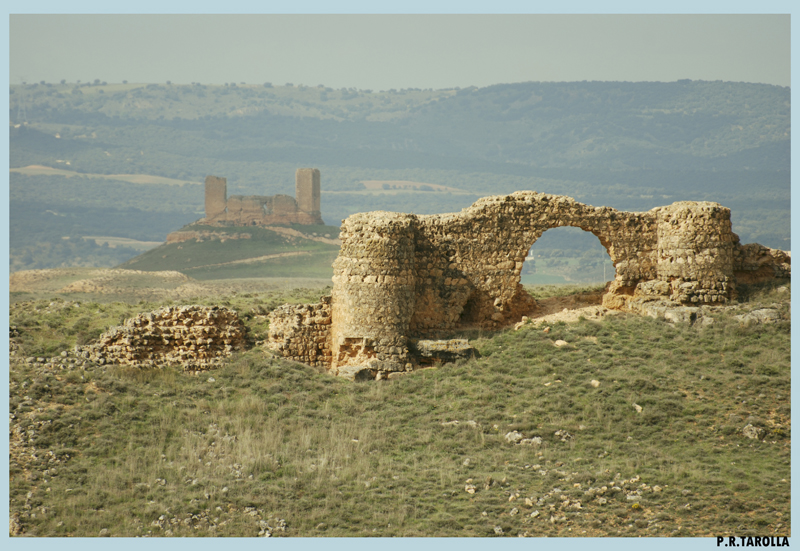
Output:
[{"xmin": 521, "ymin": 226, "xmax": 615, "ymax": 286}]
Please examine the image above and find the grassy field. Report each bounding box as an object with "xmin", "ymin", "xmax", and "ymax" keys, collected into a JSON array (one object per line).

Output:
[
  {"xmin": 8, "ymin": 279, "xmax": 790, "ymax": 537},
  {"xmin": 10, "ymin": 165, "xmax": 201, "ymax": 186}
]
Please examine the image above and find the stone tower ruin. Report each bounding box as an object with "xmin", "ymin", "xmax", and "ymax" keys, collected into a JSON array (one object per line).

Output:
[
  {"xmin": 199, "ymin": 169, "xmax": 324, "ymax": 226},
  {"xmin": 295, "ymin": 168, "xmax": 321, "ymax": 220},
  {"xmin": 204, "ymin": 176, "xmax": 227, "ymax": 219}
]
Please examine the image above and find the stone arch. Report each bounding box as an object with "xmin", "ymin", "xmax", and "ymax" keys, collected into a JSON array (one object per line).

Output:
[
  {"xmin": 407, "ymin": 192, "xmax": 653, "ymax": 334},
  {"xmin": 270, "ymin": 191, "xmax": 784, "ymax": 378}
]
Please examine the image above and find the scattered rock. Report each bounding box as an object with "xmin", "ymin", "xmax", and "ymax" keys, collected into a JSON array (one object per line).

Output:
[
  {"xmin": 742, "ymin": 424, "xmax": 765, "ymax": 440},
  {"xmin": 735, "ymin": 308, "xmax": 781, "ymax": 325},
  {"xmin": 590, "ymin": 379, "xmax": 600, "ymax": 388},
  {"xmin": 554, "ymin": 429, "xmax": 573, "ymax": 442},
  {"xmin": 412, "ymin": 339, "xmax": 477, "ymax": 365},
  {"xmin": 10, "ymin": 513, "xmax": 23, "ymax": 535}
]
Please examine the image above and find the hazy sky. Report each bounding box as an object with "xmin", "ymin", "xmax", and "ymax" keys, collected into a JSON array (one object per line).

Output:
[{"xmin": 8, "ymin": 14, "xmax": 791, "ymax": 89}]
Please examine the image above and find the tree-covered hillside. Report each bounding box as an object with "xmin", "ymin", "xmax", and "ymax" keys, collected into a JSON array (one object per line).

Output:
[
  {"xmin": 9, "ymin": 79, "xmax": 790, "ymax": 272},
  {"xmin": 10, "ymin": 80, "xmax": 789, "ymax": 173}
]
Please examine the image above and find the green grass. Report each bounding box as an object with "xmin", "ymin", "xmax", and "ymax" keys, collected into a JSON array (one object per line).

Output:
[
  {"xmin": 8, "ymin": 282, "xmax": 790, "ymax": 537},
  {"xmin": 181, "ymin": 251, "xmax": 339, "ymax": 281},
  {"xmin": 119, "ymin": 224, "xmax": 340, "ymax": 280},
  {"xmin": 521, "ymin": 274, "xmax": 570, "ymax": 285}
]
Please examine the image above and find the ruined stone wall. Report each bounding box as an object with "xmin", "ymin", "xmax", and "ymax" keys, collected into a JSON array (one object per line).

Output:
[
  {"xmin": 89, "ymin": 305, "xmax": 246, "ymax": 371},
  {"xmin": 267, "ymin": 296, "xmax": 332, "ymax": 369},
  {"xmin": 267, "ymin": 192, "xmax": 789, "ymax": 378},
  {"xmin": 734, "ymin": 243, "xmax": 791, "ymax": 284},
  {"xmin": 200, "ymin": 170, "xmax": 324, "ymax": 227}
]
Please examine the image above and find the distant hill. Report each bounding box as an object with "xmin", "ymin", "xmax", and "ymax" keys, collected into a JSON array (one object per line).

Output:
[
  {"xmin": 9, "ymin": 79, "xmax": 790, "ymax": 272},
  {"xmin": 10, "ymin": 80, "xmax": 789, "ymax": 174}
]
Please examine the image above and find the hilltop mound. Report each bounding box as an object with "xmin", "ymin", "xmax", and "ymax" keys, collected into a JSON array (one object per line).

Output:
[
  {"xmin": 118, "ymin": 223, "xmax": 341, "ymax": 281},
  {"xmin": 9, "ymin": 266, "xmax": 332, "ymax": 305}
]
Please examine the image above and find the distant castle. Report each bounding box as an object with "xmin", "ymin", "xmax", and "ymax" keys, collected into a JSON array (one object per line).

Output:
[{"xmin": 201, "ymin": 168, "xmax": 324, "ymax": 227}]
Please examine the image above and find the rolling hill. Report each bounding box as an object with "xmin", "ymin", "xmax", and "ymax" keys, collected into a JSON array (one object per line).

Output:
[{"xmin": 9, "ymin": 79, "xmax": 790, "ymax": 272}]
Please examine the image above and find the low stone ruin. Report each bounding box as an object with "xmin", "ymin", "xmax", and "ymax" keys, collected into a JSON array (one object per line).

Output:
[
  {"xmin": 267, "ymin": 297, "xmax": 332, "ymax": 369},
  {"xmin": 88, "ymin": 305, "xmax": 247, "ymax": 371},
  {"xmin": 267, "ymin": 192, "xmax": 790, "ymax": 379}
]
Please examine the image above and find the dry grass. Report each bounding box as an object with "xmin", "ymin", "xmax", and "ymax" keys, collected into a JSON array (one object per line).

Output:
[{"xmin": 8, "ymin": 281, "xmax": 791, "ymax": 537}]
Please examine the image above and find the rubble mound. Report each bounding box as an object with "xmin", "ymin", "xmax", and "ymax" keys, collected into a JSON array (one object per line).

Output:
[
  {"xmin": 88, "ymin": 305, "xmax": 247, "ymax": 370},
  {"xmin": 412, "ymin": 339, "xmax": 477, "ymax": 366}
]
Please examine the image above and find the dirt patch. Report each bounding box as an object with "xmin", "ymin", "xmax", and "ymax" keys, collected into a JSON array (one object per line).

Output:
[
  {"xmin": 516, "ymin": 291, "xmax": 622, "ymax": 327},
  {"xmin": 10, "ymin": 268, "xmax": 105, "ymax": 293},
  {"xmin": 56, "ymin": 269, "xmax": 189, "ymax": 294},
  {"xmin": 82, "ymin": 236, "xmax": 163, "ymax": 250},
  {"xmin": 10, "ymin": 267, "xmax": 332, "ymax": 304}
]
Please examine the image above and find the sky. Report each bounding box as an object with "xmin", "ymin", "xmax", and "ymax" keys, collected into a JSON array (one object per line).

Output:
[{"xmin": 8, "ymin": 14, "xmax": 791, "ymax": 90}]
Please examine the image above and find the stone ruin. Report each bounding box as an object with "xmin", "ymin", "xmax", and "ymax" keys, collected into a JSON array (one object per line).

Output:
[
  {"xmin": 85, "ymin": 305, "xmax": 247, "ymax": 371},
  {"xmin": 200, "ymin": 169, "xmax": 323, "ymax": 227},
  {"xmin": 267, "ymin": 191, "xmax": 790, "ymax": 379}
]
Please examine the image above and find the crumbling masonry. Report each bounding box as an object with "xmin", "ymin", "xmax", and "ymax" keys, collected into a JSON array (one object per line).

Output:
[
  {"xmin": 268, "ymin": 192, "xmax": 790, "ymax": 379},
  {"xmin": 201, "ymin": 169, "xmax": 323, "ymax": 227},
  {"xmin": 89, "ymin": 305, "xmax": 247, "ymax": 371}
]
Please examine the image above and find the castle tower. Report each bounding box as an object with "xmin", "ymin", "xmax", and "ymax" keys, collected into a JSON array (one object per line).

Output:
[
  {"xmin": 295, "ymin": 168, "xmax": 321, "ymax": 218},
  {"xmin": 204, "ymin": 175, "xmax": 227, "ymax": 219}
]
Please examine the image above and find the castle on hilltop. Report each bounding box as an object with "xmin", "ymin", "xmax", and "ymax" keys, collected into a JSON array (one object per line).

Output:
[{"xmin": 200, "ymin": 168, "xmax": 324, "ymax": 227}]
